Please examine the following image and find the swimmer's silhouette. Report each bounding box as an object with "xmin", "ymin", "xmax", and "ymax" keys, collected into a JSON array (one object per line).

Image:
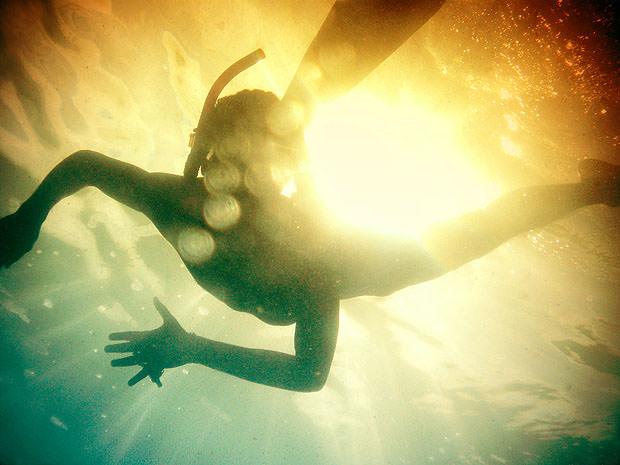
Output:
[{"xmin": 1, "ymin": 0, "xmax": 619, "ymax": 391}]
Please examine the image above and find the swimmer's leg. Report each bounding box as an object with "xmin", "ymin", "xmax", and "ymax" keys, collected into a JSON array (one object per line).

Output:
[
  {"xmin": 421, "ymin": 159, "xmax": 620, "ymax": 273},
  {"xmin": 0, "ymin": 150, "xmax": 191, "ymax": 268},
  {"xmin": 334, "ymin": 160, "xmax": 619, "ymax": 298}
]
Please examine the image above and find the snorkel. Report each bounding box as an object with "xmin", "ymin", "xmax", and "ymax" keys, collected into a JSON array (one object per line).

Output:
[{"xmin": 184, "ymin": 48, "xmax": 266, "ymax": 180}]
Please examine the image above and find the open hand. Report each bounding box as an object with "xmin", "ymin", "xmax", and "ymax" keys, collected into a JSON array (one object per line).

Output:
[{"xmin": 105, "ymin": 297, "xmax": 193, "ymax": 387}]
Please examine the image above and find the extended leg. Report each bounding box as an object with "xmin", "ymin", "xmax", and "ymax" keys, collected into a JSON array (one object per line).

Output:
[
  {"xmin": 0, "ymin": 150, "xmax": 186, "ymax": 268},
  {"xmin": 422, "ymin": 162, "xmax": 619, "ymax": 272},
  {"xmin": 329, "ymin": 161, "xmax": 619, "ymax": 299}
]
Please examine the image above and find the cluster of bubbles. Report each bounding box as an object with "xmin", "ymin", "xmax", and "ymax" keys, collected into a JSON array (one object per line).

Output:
[
  {"xmin": 201, "ymin": 151, "xmax": 244, "ymax": 232},
  {"xmin": 176, "ymin": 154, "xmax": 244, "ymax": 266},
  {"xmin": 177, "ymin": 98, "xmax": 307, "ymax": 267}
]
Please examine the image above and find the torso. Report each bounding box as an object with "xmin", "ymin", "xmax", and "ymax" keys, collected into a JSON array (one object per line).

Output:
[{"xmin": 154, "ymin": 178, "xmax": 340, "ymax": 326}]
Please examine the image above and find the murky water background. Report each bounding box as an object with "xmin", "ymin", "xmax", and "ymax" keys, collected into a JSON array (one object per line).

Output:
[{"xmin": 0, "ymin": 1, "xmax": 619, "ymax": 464}]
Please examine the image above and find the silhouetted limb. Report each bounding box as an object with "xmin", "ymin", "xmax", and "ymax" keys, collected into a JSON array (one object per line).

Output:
[
  {"xmin": 0, "ymin": 209, "xmax": 41, "ymax": 268},
  {"xmin": 106, "ymin": 296, "xmax": 339, "ymax": 392},
  {"xmin": 0, "ymin": 150, "xmax": 198, "ymax": 268},
  {"xmin": 422, "ymin": 160, "xmax": 620, "ymax": 272},
  {"xmin": 335, "ymin": 160, "xmax": 620, "ymax": 298},
  {"xmin": 579, "ymin": 158, "xmax": 620, "ymax": 207},
  {"xmin": 1, "ymin": 150, "xmax": 145, "ymax": 268},
  {"xmin": 19, "ymin": 150, "xmax": 153, "ymax": 221},
  {"xmin": 285, "ymin": 0, "xmax": 447, "ymax": 114}
]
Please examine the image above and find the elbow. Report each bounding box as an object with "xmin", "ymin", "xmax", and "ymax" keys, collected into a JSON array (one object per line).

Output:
[
  {"xmin": 67, "ymin": 149, "xmax": 100, "ymax": 166},
  {"xmin": 62, "ymin": 150, "xmax": 105, "ymax": 178},
  {"xmin": 295, "ymin": 369, "xmax": 328, "ymax": 393}
]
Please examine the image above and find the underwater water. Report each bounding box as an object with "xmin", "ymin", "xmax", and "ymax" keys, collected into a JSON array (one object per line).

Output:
[{"xmin": 0, "ymin": 1, "xmax": 619, "ymax": 464}]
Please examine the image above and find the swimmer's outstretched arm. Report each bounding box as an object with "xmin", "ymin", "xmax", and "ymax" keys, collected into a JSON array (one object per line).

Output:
[
  {"xmin": 106, "ymin": 297, "xmax": 339, "ymax": 392},
  {"xmin": 0, "ymin": 150, "xmax": 195, "ymax": 268}
]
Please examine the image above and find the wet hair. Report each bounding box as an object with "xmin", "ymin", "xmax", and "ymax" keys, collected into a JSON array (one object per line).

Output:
[
  {"xmin": 207, "ymin": 89, "xmax": 280, "ymax": 139},
  {"xmin": 200, "ymin": 89, "xmax": 278, "ymax": 171},
  {"xmin": 199, "ymin": 89, "xmax": 304, "ymax": 175}
]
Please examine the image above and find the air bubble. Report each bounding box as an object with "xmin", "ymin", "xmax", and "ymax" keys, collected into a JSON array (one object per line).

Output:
[
  {"xmin": 177, "ymin": 227, "xmax": 216, "ymax": 265},
  {"xmin": 202, "ymin": 194, "xmax": 241, "ymax": 230},
  {"xmin": 50, "ymin": 416, "xmax": 68, "ymax": 430},
  {"xmin": 244, "ymin": 164, "xmax": 274, "ymax": 197},
  {"xmin": 203, "ymin": 160, "xmax": 241, "ymax": 193}
]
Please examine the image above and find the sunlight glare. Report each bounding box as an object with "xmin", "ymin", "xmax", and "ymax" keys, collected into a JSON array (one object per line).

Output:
[{"xmin": 305, "ymin": 92, "xmax": 501, "ymax": 235}]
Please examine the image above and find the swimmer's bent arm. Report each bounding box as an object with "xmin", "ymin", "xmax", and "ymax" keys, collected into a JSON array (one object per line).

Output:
[
  {"xmin": 1, "ymin": 150, "xmax": 183, "ymax": 269},
  {"xmin": 106, "ymin": 296, "xmax": 339, "ymax": 392},
  {"xmin": 190, "ymin": 296, "xmax": 339, "ymax": 392}
]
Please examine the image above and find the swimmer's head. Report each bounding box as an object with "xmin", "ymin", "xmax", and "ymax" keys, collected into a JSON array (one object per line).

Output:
[{"xmin": 200, "ymin": 89, "xmax": 306, "ymax": 196}]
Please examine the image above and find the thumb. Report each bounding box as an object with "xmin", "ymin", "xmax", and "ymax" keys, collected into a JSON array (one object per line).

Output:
[{"xmin": 153, "ymin": 297, "xmax": 177, "ymax": 325}]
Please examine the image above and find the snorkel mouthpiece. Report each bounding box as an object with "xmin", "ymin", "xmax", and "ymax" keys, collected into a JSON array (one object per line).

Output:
[{"xmin": 184, "ymin": 49, "xmax": 266, "ymax": 179}]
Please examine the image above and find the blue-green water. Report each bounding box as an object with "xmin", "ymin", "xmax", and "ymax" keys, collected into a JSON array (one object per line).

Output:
[{"xmin": 1, "ymin": 1, "xmax": 619, "ymax": 464}]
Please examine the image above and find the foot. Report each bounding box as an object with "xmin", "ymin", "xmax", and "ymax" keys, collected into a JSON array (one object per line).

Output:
[
  {"xmin": 578, "ymin": 158, "xmax": 620, "ymax": 207},
  {"xmin": 0, "ymin": 209, "xmax": 41, "ymax": 269}
]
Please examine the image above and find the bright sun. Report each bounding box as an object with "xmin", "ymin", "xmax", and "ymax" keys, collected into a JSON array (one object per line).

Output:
[{"xmin": 305, "ymin": 91, "xmax": 501, "ymax": 236}]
